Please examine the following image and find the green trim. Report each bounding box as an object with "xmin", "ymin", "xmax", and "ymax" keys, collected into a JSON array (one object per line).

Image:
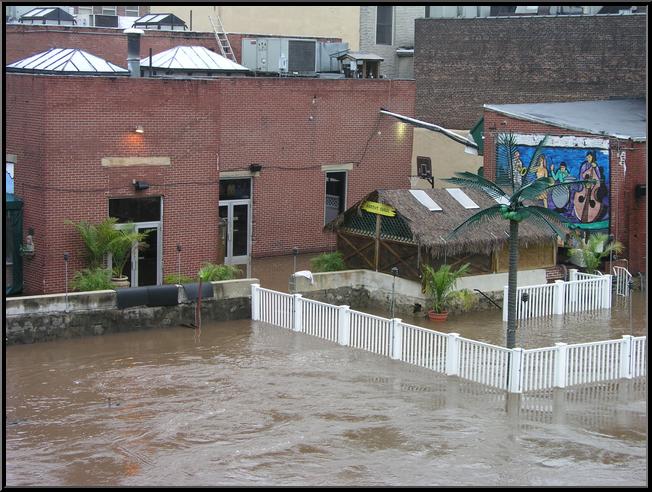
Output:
[
  {"xmin": 565, "ymin": 220, "xmax": 610, "ymax": 231},
  {"xmin": 469, "ymin": 117, "xmax": 484, "ymax": 155},
  {"xmin": 5, "ymin": 203, "xmax": 24, "ymax": 295}
]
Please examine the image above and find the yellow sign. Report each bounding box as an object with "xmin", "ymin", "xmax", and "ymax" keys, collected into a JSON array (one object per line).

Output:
[{"xmin": 362, "ymin": 201, "xmax": 396, "ymax": 217}]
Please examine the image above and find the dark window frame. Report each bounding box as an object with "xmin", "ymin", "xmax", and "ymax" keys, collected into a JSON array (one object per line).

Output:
[{"xmin": 376, "ymin": 6, "xmax": 393, "ymax": 45}]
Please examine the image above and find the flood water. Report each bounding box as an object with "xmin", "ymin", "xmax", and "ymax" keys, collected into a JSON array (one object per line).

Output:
[{"xmin": 4, "ymin": 255, "xmax": 648, "ymax": 486}]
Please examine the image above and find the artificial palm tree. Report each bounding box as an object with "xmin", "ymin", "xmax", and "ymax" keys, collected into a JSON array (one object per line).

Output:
[{"xmin": 444, "ymin": 133, "xmax": 594, "ymax": 348}]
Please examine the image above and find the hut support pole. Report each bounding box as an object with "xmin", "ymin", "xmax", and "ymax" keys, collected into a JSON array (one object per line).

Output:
[{"xmin": 374, "ymin": 214, "xmax": 382, "ymax": 271}]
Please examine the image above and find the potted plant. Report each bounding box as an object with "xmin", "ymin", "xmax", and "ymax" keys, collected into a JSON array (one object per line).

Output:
[
  {"xmin": 421, "ymin": 262, "xmax": 471, "ymax": 322},
  {"xmin": 568, "ymin": 232, "xmax": 624, "ymax": 274},
  {"xmin": 107, "ymin": 224, "xmax": 149, "ymax": 288}
]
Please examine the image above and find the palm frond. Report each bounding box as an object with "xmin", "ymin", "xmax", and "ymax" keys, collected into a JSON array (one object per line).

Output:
[
  {"xmin": 444, "ymin": 172, "xmax": 509, "ymax": 202},
  {"xmin": 446, "ymin": 204, "xmax": 504, "ymax": 239},
  {"xmin": 515, "ymin": 178, "xmax": 596, "ymax": 203},
  {"xmin": 523, "ymin": 206, "xmax": 568, "ymax": 239},
  {"xmin": 496, "ymin": 132, "xmax": 519, "ymax": 192},
  {"xmin": 523, "ymin": 135, "xmax": 549, "ymax": 177}
]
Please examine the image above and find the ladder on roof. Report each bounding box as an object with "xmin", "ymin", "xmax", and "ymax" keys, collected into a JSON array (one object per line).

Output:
[{"xmin": 209, "ymin": 15, "xmax": 237, "ymax": 63}]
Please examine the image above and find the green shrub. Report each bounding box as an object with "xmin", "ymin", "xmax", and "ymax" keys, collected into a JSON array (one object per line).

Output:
[
  {"xmin": 197, "ymin": 262, "xmax": 241, "ymax": 282},
  {"xmin": 70, "ymin": 268, "xmax": 113, "ymax": 292},
  {"xmin": 310, "ymin": 252, "xmax": 346, "ymax": 272},
  {"xmin": 164, "ymin": 274, "xmax": 195, "ymax": 285}
]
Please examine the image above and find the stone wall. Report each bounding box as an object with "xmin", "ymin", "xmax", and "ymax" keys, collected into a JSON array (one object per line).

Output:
[{"xmin": 5, "ymin": 279, "xmax": 256, "ymax": 345}]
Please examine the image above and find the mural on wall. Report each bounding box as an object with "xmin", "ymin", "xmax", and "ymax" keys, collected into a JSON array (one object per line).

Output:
[{"xmin": 497, "ymin": 135, "xmax": 610, "ymax": 231}]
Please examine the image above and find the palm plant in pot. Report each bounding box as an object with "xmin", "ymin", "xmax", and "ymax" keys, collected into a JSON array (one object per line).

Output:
[
  {"xmin": 421, "ymin": 262, "xmax": 471, "ymax": 322},
  {"xmin": 107, "ymin": 224, "xmax": 149, "ymax": 288}
]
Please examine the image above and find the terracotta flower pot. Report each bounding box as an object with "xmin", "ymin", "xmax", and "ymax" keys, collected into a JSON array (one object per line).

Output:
[{"xmin": 427, "ymin": 309, "xmax": 449, "ymax": 322}]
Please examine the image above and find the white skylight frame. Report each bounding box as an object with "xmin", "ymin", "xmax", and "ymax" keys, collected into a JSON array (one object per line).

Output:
[
  {"xmin": 446, "ymin": 188, "xmax": 480, "ymax": 209},
  {"xmin": 409, "ymin": 189, "xmax": 442, "ymax": 211}
]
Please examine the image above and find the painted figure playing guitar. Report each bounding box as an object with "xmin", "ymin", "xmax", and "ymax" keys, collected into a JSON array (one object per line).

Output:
[{"xmin": 573, "ymin": 150, "xmax": 606, "ymax": 223}]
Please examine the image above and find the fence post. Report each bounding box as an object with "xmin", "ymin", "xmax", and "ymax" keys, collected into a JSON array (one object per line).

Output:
[
  {"xmin": 337, "ymin": 305, "xmax": 350, "ymax": 345},
  {"xmin": 554, "ymin": 342, "xmax": 568, "ymax": 388},
  {"xmin": 292, "ymin": 294, "xmax": 303, "ymax": 332},
  {"xmin": 391, "ymin": 318, "xmax": 403, "ymax": 360},
  {"xmin": 602, "ymin": 274, "xmax": 612, "ymax": 309},
  {"xmin": 508, "ymin": 348, "xmax": 523, "ymax": 393},
  {"xmin": 619, "ymin": 335, "xmax": 633, "ymax": 379},
  {"xmin": 445, "ymin": 333, "xmax": 460, "ymax": 376},
  {"xmin": 502, "ymin": 286, "xmax": 508, "ymax": 322},
  {"xmin": 569, "ymin": 268, "xmax": 578, "ymax": 282},
  {"xmin": 251, "ymin": 283, "xmax": 260, "ymax": 321},
  {"xmin": 553, "ymin": 280, "xmax": 565, "ymax": 315}
]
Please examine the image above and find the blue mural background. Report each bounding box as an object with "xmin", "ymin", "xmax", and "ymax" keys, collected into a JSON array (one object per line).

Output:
[{"xmin": 498, "ymin": 145, "xmax": 610, "ymax": 231}]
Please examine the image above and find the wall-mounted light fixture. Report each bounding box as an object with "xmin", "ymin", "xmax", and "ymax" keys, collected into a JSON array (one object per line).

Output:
[
  {"xmin": 133, "ymin": 125, "xmax": 145, "ymax": 134},
  {"xmin": 249, "ymin": 163, "xmax": 263, "ymax": 173},
  {"xmin": 133, "ymin": 180, "xmax": 149, "ymax": 191}
]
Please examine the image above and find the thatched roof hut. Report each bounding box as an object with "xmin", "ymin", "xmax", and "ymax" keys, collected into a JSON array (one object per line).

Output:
[{"xmin": 325, "ymin": 187, "xmax": 561, "ymax": 279}]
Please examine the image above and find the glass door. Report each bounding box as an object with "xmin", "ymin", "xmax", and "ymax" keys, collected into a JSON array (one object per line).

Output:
[
  {"xmin": 135, "ymin": 225, "xmax": 160, "ymax": 286},
  {"xmin": 219, "ymin": 200, "xmax": 251, "ymax": 265}
]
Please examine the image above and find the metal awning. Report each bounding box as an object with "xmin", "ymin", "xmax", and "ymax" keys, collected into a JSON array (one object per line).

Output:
[
  {"xmin": 6, "ymin": 48, "xmax": 129, "ymax": 75},
  {"xmin": 380, "ymin": 109, "xmax": 478, "ymax": 151}
]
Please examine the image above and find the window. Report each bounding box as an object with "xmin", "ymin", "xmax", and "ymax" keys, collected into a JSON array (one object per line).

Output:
[
  {"xmin": 101, "ymin": 6, "xmax": 117, "ymax": 15},
  {"xmin": 219, "ymin": 179, "xmax": 251, "ymax": 200},
  {"xmin": 125, "ymin": 6, "xmax": 140, "ymax": 17},
  {"xmin": 325, "ymin": 171, "xmax": 347, "ymax": 224},
  {"xmin": 417, "ymin": 156, "xmax": 432, "ymax": 178},
  {"xmin": 78, "ymin": 6, "xmax": 93, "ymax": 15},
  {"xmin": 109, "ymin": 196, "xmax": 161, "ymax": 223},
  {"xmin": 376, "ymin": 6, "xmax": 393, "ymax": 45}
]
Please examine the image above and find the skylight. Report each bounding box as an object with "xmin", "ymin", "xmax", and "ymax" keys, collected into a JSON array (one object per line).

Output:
[
  {"xmin": 446, "ymin": 188, "xmax": 479, "ymax": 209},
  {"xmin": 409, "ymin": 189, "xmax": 442, "ymax": 211}
]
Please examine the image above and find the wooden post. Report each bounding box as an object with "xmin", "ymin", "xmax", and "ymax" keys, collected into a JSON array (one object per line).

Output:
[{"xmin": 374, "ymin": 213, "xmax": 381, "ymax": 272}]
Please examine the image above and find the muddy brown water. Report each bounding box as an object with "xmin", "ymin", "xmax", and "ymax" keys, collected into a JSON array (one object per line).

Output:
[{"xmin": 4, "ymin": 255, "xmax": 647, "ymax": 486}]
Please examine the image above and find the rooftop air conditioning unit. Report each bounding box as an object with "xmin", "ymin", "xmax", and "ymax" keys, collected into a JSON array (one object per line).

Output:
[
  {"xmin": 76, "ymin": 13, "xmax": 91, "ymax": 26},
  {"xmin": 93, "ymin": 14, "xmax": 119, "ymax": 28}
]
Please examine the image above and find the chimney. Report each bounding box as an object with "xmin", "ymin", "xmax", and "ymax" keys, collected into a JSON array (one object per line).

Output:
[{"xmin": 124, "ymin": 28, "xmax": 144, "ymax": 77}]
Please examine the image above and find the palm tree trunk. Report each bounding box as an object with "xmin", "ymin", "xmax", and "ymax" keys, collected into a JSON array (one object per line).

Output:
[{"xmin": 506, "ymin": 219, "xmax": 519, "ymax": 349}]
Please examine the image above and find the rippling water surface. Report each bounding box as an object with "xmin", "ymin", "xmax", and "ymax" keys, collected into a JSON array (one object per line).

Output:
[{"xmin": 5, "ymin": 312, "xmax": 647, "ymax": 486}]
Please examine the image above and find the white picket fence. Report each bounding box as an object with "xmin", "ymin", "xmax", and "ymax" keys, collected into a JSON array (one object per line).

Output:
[
  {"xmin": 613, "ymin": 265, "xmax": 633, "ymax": 297},
  {"xmin": 503, "ymin": 269, "xmax": 612, "ymax": 321},
  {"xmin": 251, "ymin": 285, "xmax": 646, "ymax": 394}
]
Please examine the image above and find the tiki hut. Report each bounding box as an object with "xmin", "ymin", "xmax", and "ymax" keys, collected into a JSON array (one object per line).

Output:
[{"xmin": 325, "ymin": 187, "xmax": 560, "ymax": 281}]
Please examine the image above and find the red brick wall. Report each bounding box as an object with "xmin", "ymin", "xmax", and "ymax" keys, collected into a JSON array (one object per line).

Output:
[
  {"xmin": 6, "ymin": 74, "xmax": 414, "ymax": 294},
  {"xmin": 483, "ymin": 110, "xmax": 646, "ymax": 273},
  {"xmin": 5, "ymin": 24, "xmax": 342, "ymax": 68}
]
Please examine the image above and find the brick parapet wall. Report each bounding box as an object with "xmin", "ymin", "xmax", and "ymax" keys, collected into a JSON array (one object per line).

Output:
[
  {"xmin": 415, "ymin": 14, "xmax": 647, "ymax": 128},
  {"xmin": 483, "ymin": 110, "xmax": 646, "ymax": 273}
]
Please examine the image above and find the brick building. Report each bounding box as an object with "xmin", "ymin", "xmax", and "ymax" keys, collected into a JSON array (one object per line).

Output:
[
  {"xmin": 481, "ymin": 99, "xmax": 646, "ymax": 274},
  {"xmin": 4, "ymin": 24, "xmax": 342, "ymax": 73},
  {"xmin": 5, "ymin": 70, "xmax": 414, "ymax": 295},
  {"xmin": 414, "ymin": 13, "xmax": 647, "ymax": 129}
]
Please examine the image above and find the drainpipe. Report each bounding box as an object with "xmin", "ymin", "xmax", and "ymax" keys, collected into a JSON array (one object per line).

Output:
[{"xmin": 124, "ymin": 28, "xmax": 144, "ymax": 77}]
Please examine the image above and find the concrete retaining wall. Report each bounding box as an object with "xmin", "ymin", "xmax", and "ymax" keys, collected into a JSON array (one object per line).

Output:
[
  {"xmin": 289, "ymin": 268, "xmax": 548, "ymax": 316},
  {"xmin": 5, "ymin": 279, "xmax": 257, "ymax": 345}
]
